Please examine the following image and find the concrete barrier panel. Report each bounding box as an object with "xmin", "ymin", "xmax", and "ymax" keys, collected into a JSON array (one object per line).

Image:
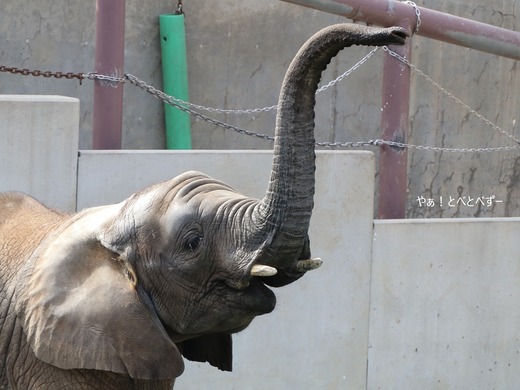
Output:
[
  {"xmin": 0, "ymin": 95, "xmax": 79, "ymax": 211},
  {"xmin": 369, "ymin": 218, "xmax": 520, "ymax": 389},
  {"xmin": 78, "ymin": 150, "xmax": 376, "ymax": 389},
  {"xmin": 77, "ymin": 150, "xmax": 274, "ymax": 208}
]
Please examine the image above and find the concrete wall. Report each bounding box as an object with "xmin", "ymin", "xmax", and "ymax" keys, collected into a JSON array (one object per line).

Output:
[
  {"xmin": 0, "ymin": 95, "xmax": 79, "ymax": 211},
  {"xmin": 1, "ymin": 1, "xmax": 519, "ymax": 217},
  {"xmin": 3, "ymin": 95, "xmax": 520, "ymax": 388},
  {"xmin": 370, "ymin": 218, "xmax": 520, "ymax": 389},
  {"xmin": 78, "ymin": 150, "xmax": 376, "ymax": 389}
]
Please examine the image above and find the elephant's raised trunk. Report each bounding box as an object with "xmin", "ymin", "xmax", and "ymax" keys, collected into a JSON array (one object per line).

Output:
[{"xmin": 251, "ymin": 24, "xmax": 408, "ymax": 284}]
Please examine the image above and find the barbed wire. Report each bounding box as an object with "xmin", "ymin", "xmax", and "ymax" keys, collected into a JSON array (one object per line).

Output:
[{"xmin": 2, "ymin": 45, "xmax": 519, "ymax": 153}]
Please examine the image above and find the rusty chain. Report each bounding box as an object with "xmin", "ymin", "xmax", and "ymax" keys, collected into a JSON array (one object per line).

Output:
[
  {"xmin": 0, "ymin": 65, "xmax": 85, "ymax": 84},
  {"xmin": 90, "ymin": 72, "xmax": 520, "ymax": 153},
  {"xmin": 124, "ymin": 73, "xmax": 381, "ymax": 148},
  {"xmin": 2, "ymin": 58, "xmax": 519, "ymax": 153}
]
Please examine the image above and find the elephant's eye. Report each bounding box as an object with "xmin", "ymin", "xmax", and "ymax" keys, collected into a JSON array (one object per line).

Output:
[{"xmin": 183, "ymin": 234, "xmax": 203, "ymax": 252}]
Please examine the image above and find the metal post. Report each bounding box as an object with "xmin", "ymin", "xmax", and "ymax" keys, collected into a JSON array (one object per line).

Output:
[
  {"xmin": 92, "ymin": 0, "xmax": 126, "ymax": 150},
  {"xmin": 378, "ymin": 36, "xmax": 411, "ymax": 219}
]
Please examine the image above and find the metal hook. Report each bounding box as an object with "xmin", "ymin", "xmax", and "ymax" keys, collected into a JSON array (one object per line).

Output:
[{"xmin": 175, "ymin": 0, "xmax": 183, "ymax": 15}]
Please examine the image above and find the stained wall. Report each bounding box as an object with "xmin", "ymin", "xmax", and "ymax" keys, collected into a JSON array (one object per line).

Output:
[{"xmin": 1, "ymin": 1, "xmax": 519, "ymax": 217}]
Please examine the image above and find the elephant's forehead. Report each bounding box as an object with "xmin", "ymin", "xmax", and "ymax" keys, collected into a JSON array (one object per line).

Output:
[
  {"xmin": 181, "ymin": 189, "xmax": 251, "ymax": 216},
  {"xmin": 154, "ymin": 190, "xmax": 251, "ymax": 239},
  {"xmin": 127, "ymin": 173, "xmax": 223, "ymax": 205},
  {"xmin": 129, "ymin": 173, "xmax": 254, "ymax": 223},
  {"xmin": 174, "ymin": 176, "xmax": 237, "ymax": 199}
]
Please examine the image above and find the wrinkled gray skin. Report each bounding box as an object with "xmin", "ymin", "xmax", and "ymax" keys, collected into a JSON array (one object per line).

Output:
[{"xmin": 0, "ymin": 24, "xmax": 407, "ymax": 389}]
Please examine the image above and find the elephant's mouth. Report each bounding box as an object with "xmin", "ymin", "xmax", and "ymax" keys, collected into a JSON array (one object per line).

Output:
[
  {"xmin": 233, "ymin": 277, "xmax": 277, "ymax": 315},
  {"xmin": 223, "ymin": 258, "xmax": 322, "ymax": 315},
  {"xmin": 248, "ymin": 258, "xmax": 323, "ymax": 288}
]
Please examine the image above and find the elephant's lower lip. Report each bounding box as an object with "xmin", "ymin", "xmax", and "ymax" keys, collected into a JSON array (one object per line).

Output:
[{"xmin": 237, "ymin": 279, "xmax": 276, "ymax": 315}]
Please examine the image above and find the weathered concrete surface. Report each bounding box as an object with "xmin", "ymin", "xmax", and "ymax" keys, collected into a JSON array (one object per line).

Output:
[
  {"xmin": 370, "ymin": 218, "xmax": 520, "ymax": 389},
  {"xmin": 1, "ymin": 0, "xmax": 519, "ymax": 218},
  {"xmin": 404, "ymin": 2, "xmax": 520, "ymax": 218},
  {"xmin": 4, "ymin": 95, "xmax": 520, "ymax": 387},
  {"xmin": 0, "ymin": 95, "xmax": 79, "ymax": 211},
  {"xmin": 78, "ymin": 150, "xmax": 376, "ymax": 389}
]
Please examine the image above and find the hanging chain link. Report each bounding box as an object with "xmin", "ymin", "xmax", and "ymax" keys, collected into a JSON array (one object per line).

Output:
[
  {"xmin": 2, "ymin": 44, "xmax": 519, "ymax": 153},
  {"xmin": 125, "ymin": 71, "xmax": 520, "ymax": 152},
  {"xmin": 315, "ymin": 140, "xmax": 381, "ymax": 148},
  {"xmin": 402, "ymin": 1, "xmax": 422, "ymax": 34},
  {"xmin": 87, "ymin": 72, "xmax": 382, "ymax": 148},
  {"xmin": 175, "ymin": 0, "xmax": 183, "ymax": 15},
  {"xmin": 377, "ymin": 140, "xmax": 520, "ymax": 153},
  {"xmin": 147, "ymin": 46, "xmax": 382, "ymax": 116},
  {"xmin": 124, "ymin": 74, "xmax": 276, "ymax": 142},
  {"xmin": 383, "ymin": 46, "xmax": 520, "ymax": 148},
  {"xmin": 316, "ymin": 46, "xmax": 381, "ymax": 93},
  {"xmin": 85, "ymin": 72, "xmax": 126, "ymax": 86}
]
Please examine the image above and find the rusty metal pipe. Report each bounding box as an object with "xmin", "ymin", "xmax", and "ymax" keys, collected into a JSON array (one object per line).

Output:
[
  {"xmin": 378, "ymin": 36, "xmax": 411, "ymax": 219},
  {"xmin": 92, "ymin": 0, "xmax": 126, "ymax": 149},
  {"xmin": 282, "ymin": 0, "xmax": 520, "ymax": 60}
]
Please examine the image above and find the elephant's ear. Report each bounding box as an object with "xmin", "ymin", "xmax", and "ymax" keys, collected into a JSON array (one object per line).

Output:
[
  {"xmin": 180, "ymin": 334, "xmax": 233, "ymax": 371},
  {"xmin": 14, "ymin": 205, "xmax": 184, "ymax": 380}
]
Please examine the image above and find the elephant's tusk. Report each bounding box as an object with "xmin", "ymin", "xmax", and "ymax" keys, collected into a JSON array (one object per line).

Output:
[
  {"xmin": 250, "ymin": 264, "xmax": 278, "ymax": 277},
  {"xmin": 295, "ymin": 258, "xmax": 323, "ymax": 272}
]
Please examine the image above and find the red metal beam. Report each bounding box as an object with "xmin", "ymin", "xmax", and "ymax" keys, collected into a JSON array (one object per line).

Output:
[
  {"xmin": 92, "ymin": 0, "xmax": 126, "ymax": 149},
  {"xmin": 282, "ymin": 0, "xmax": 520, "ymax": 60}
]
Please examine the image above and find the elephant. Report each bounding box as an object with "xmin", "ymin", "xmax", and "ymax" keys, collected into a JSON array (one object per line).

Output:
[{"xmin": 0, "ymin": 24, "xmax": 407, "ymax": 389}]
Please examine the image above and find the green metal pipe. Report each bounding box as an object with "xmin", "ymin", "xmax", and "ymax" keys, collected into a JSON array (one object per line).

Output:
[{"xmin": 160, "ymin": 13, "xmax": 192, "ymax": 149}]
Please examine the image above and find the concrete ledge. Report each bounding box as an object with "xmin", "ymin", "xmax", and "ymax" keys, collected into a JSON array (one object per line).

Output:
[{"xmin": 0, "ymin": 95, "xmax": 79, "ymax": 211}]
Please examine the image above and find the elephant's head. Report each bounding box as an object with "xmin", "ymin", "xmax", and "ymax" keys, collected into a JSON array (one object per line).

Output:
[{"xmin": 15, "ymin": 24, "xmax": 407, "ymax": 380}]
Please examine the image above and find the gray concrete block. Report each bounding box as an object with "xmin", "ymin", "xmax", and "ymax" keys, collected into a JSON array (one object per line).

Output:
[
  {"xmin": 77, "ymin": 150, "xmax": 376, "ymax": 389},
  {"xmin": 370, "ymin": 218, "xmax": 520, "ymax": 389},
  {"xmin": 0, "ymin": 95, "xmax": 79, "ymax": 212}
]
